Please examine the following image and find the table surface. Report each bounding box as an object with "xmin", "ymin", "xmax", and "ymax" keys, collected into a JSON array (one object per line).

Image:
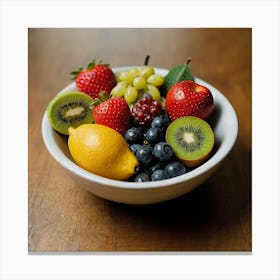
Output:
[{"xmin": 28, "ymin": 28, "xmax": 251, "ymax": 252}]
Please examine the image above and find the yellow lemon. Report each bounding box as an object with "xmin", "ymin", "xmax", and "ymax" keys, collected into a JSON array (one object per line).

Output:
[{"xmin": 68, "ymin": 124, "xmax": 139, "ymax": 180}]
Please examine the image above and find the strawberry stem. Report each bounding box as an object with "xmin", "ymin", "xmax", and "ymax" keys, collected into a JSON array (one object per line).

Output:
[
  {"xmin": 70, "ymin": 59, "xmax": 110, "ymax": 80},
  {"xmin": 89, "ymin": 99, "xmax": 101, "ymax": 108},
  {"xmin": 186, "ymin": 57, "xmax": 192, "ymax": 65},
  {"xmin": 70, "ymin": 67, "xmax": 83, "ymax": 80},
  {"xmin": 89, "ymin": 91, "xmax": 110, "ymax": 109},
  {"xmin": 98, "ymin": 91, "xmax": 110, "ymax": 102},
  {"xmin": 87, "ymin": 59, "xmax": 96, "ymax": 70}
]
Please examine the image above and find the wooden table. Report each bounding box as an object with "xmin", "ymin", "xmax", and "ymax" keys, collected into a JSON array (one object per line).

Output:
[{"xmin": 28, "ymin": 28, "xmax": 251, "ymax": 252}]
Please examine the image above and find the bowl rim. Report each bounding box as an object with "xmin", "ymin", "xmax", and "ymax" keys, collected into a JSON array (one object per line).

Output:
[{"xmin": 41, "ymin": 67, "xmax": 238, "ymax": 190}]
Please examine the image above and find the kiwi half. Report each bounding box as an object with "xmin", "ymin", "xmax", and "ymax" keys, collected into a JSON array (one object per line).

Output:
[
  {"xmin": 166, "ymin": 116, "xmax": 214, "ymax": 167},
  {"xmin": 47, "ymin": 91, "xmax": 94, "ymax": 135}
]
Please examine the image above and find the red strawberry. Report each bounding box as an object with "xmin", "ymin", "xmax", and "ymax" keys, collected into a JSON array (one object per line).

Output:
[
  {"xmin": 165, "ymin": 80, "xmax": 214, "ymax": 121},
  {"xmin": 71, "ymin": 60, "xmax": 117, "ymax": 99},
  {"xmin": 92, "ymin": 95, "xmax": 131, "ymax": 136}
]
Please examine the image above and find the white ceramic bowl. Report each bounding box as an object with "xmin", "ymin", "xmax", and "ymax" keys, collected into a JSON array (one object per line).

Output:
[{"xmin": 41, "ymin": 67, "xmax": 238, "ymax": 205}]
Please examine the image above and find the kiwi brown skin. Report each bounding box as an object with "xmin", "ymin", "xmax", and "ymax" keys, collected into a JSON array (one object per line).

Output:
[
  {"xmin": 165, "ymin": 116, "xmax": 215, "ymax": 167},
  {"xmin": 47, "ymin": 91, "xmax": 94, "ymax": 135},
  {"xmin": 179, "ymin": 152, "xmax": 212, "ymax": 167}
]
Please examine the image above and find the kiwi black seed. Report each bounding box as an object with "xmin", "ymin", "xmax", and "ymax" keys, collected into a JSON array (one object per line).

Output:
[
  {"xmin": 47, "ymin": 91, "xmax": 94, "ymax": 135},
  {"xmin": 166, "ymin": 116, "xmax": 214, "ymax": 167}
]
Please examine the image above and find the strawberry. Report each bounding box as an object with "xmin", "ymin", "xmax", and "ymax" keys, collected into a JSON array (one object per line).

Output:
[
  {"xmin": 165, "ymin": 80, "xmax": 214, "ymax": 121},
  {"xmin": 92, "ymin": 94, "xmax": 131, "ymax": 136},
  {"xmin": 71, "ymin": 60, "xmax": 117, "ymax": 99}
]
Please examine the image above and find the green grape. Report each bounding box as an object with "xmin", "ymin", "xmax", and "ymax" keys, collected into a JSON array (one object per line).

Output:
[
  {"xmin": 145, "ymin": 84, "xmax": 161, "ymax": 100},
  {"xmin": 124, "ymin": 86, "xmax": 138, "ymax": 104},
  {"xmin": 118, "ymin": 71, "xmax": 134, "ymax": 84},
  {"xmin": 133, "ymin": 76, "xmax": 146, "ymax": 90},
  {"xmin": 110, "ymin": 82, "xmax": 127, "ymax": 97},
  {"xmin": 139, "ymin": 66, "xmax": 155, "ymax": 79},
  {"xmin": 117, "ymin": 81, "xmax": 128, "ymax": 87},
  {"xmin": 129, "ymin": 67, "xmax": 140, "ymax": 78},
  {"xmin": 146, "ymin": 74, "xmax": 164, "ymax": 87}
]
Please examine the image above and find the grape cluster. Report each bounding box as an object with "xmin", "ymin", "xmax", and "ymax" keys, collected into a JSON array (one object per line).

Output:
[
  {"xmin": 110, "ymin": 66, "xmax": 164, "ymax": 104},
  {"xmin": 124, "ymin": 112, "xmax": 188, "ymax": 182}
]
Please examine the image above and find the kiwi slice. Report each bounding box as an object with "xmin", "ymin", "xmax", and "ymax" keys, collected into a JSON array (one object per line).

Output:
[
  {"xmin": 166, "ymin": 116, "xmax": 215, "ymax": 167},
  {"xmin": 47, "ymin": 91, "xmax": 94, "ymax": 135}
]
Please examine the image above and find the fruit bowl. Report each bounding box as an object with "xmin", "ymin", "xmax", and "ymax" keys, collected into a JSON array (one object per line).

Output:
[{"xmin": 41, "ymin": 67, "xmax": 238, "ymax": 205}]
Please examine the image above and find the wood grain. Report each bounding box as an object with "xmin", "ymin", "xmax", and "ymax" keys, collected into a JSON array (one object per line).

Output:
[{"xmin": 28, "ymin": 28, "xmax": 251, "ymax": 252}]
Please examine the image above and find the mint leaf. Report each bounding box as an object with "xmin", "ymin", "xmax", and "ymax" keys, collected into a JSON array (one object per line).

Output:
[{"xmin": 161, "ymin": 63, "xmax": 194, "ymax": 97}]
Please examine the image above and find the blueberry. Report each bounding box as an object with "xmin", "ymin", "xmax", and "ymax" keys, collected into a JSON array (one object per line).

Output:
[
  {"xmin": 125, "ymin": 127, "xmax": 144, "ymax": 144},
  {"xmin": 129, "ymin": 144, "xmax": 142, "ymax": 156},
  {"xmin": 151, "ymin": 169, "xmax": 169, "ymax": 181},
  {"xmin": 149, "ymin": 162, "xmax": 166, "ymax": 174},
  {"xmin": 134, "ymin": 172, "xmax": 151, "ymax": 182},
  {"xmin": 165, "ymin": 162, "xmax": 186, "ymax": 178},
  {"xmin": 145, "ymin": 127, "xmax": 163, "ymax": 144},
  {"xmin": 151, "ymin": 114, "xmax": 170, "ymax": 129},
  {"xmin": 153, "ymin": 142, "xmax": 173, "ymax": 161},
  {"xmin": 142, "ymin": 93, "xmax": 153, "ymax": 100},
  {"xmin": 136, "ymin": 145, "xmax": 153, "ymax": 165}
]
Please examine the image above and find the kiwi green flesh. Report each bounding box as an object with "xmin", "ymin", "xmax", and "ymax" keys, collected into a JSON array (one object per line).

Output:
[
  {"xmin": 166, "ymin": 116, "xmax": 214, "ymax": 165},
  {"xmin": 47, "ymin": 91, "xmax": 94, "ymax": 135}
]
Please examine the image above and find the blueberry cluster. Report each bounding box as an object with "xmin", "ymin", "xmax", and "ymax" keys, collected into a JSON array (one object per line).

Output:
[{"xmin": 125, "ymin": 113, "xmax": 187, "ymax": 182}]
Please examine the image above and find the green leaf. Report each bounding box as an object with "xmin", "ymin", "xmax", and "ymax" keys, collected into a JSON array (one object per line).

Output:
[
  {"xmin": 98, "ymin": 91, "xmax": 110, "ymax": 102},
  {"xmin": 89, "ymin": 99, "xmax": 101, "ymax": 108},
  {"xmin": 161, "ymin": 63, "xmax": 194, "ymax": 97},
  {"xmin": 70, "ymin": 67, "xmax": 83, "ymax": 80},
  {"xmin": 87, "ymin": 59, "xmax": 96, "ymax": 70},
  {"xmin": 70, "ymin": 70, "xmax": 81, "ymax": 75}
]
